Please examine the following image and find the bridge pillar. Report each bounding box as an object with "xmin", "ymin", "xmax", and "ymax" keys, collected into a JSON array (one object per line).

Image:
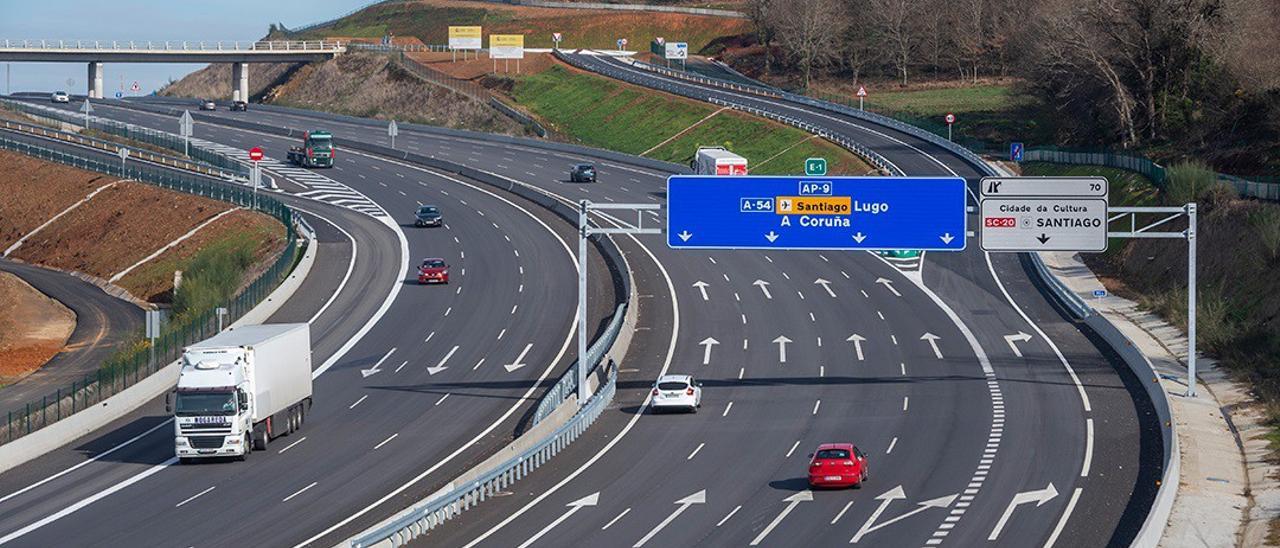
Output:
[
  {"xmin": 87, "ymin": 61, "xmax": 103, "ymax": 99},
  {"xmin": 231, "ymin": 62, "xmax": 248, "ymax": 102}
]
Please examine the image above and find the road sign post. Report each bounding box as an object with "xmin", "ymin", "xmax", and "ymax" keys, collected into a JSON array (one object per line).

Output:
[
  {"xmin": 552, "ymin": 32, "xmax": 562, "ymax": 50},
  {"xmin": 1010, "ymin": 142, "xmax": 1024, "ymax": 162},
  {"xmin": 248, "ymin": 146, "xmax": 264, "ymax": 209},
  {"xmin": 667, "ymin": 176, "xmax": 967, "ymax": 250},
  {"xmin": 117, "ymin": 147, "xmax": 129, "ymax": 171},
  {"xmin": 856, "ymin": 86, "xmax": 867, "ymax": 111},
  {"xmin": 944, "ymin": 113, "xmax": 956, "ymax": 141},
  {"xmin": 178, "ymin": 110, "xmax": 193, "ymax": 156},
  {"xmin": 388, "ymin": 119, "xmax": 399, "ymax": 149},
  {"xmin": 575, "ymin": 201, "xmax": 660, "ymax": 406},
  {"xmin": 79, "ymin": 98, "xmax": 92, "ymax": 128}
]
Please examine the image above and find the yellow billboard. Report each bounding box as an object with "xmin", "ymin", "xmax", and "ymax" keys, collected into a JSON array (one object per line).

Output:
[
  {"xmin": 489, "ymin": 34, "xmax": 525, "ymax": 59},
  {"xmin": 448, "ymin": 26, "xmax": 482, "ymax": 50}
]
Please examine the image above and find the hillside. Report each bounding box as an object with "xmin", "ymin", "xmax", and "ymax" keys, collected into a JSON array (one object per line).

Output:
[
  {"xmin": 160, "ymin": 62, "xmax": 300, "ymax": 101},
  {"xmin": 291, "ymin": 0, "xmax": 749, "ymax": 51}
]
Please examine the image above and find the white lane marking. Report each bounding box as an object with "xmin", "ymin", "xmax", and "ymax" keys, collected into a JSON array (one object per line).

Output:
[
  {"xmin": 282, "ymin": 481, "xmax": 318, "ymax": 502},
  {"xmin": 750, "ymin": 491, "xmax": 813, "ymax": 546},
  {"xmin": 722, "ymin": 402, "xmax": 734, "ymax": 417},
  {"xmin": 861, "ymin": 290, "xmax": 869, "ymax": 298},
  {"xmin": 498, "ymin": 328, "xmax": 507, "ymax": 340},
  {"xmin": 278, "ymin": 436, "xmax": 308, "ymax": 454},
  {"xmin": 435, "ymin": 345, "xmax": 459, "ymax": 368},
  {"xmin": 820, "ymin": 365, "xmax": 825, "ymax": 377},
  {"xmin": 687, "ymin": 443, "xmax": 705, "ymax": 460},
  {"xmin": 472, "ymin": 358, "xmax": 486, "ymax": 371},
  {"xmin": 903, "ymin": 397, "xmax": 910, "ymax": 411},
  {"xmin": 809, "ymin": 312, "xmax": 816, "ymax": 322},
  {"xmin": 602, "ymin": 508, "xmax": 631, "ymax": 531},
  {"xmin": 1044, "ymin": 487, "xmax": 1084, "ymax": 547},
  {"xmin": 891, "ymin": 335, "xmax": 898, "ymax": 345},
  {"xmin": 632, "ymin": 490, "xmax": 705, "ymax": 547},
  {"xmin": 174, "ymin": 486, "xmax": 216, "ymax": 508},
  {"xmin": 886, "ymin": 437, "xmax": 898, "ymax": 454},
  {"xmin": 812, "ymin": 400, "xmax": 821, "ymax": 415},
  {"xmin": 394, "ymin": 360, "xmax": 409, "ymax": 373},
  {"xmin": 0, "ymin": 418, "xmax": 172, "ymax": 505},
  {"xmin": 349, "ymin": 395, "xmax": 368, "ymax": 409},
  {"xmin": 445, "ymin": 307, "xmax": 452, "ymax": 316},
  {"xmin": 786, "ymin": 440, "xmax": 800, "ymax": 458},
  {"xmin": 0, "ymin": 456, "xmax": 177, "ymax": 543},
  {"xmin": 876, "ymin": 310, "xmax": 885, "ymax": 320},
  {"xmin": 512, "ymin": 304, "xmax": 520, "ymax": 315},
  {"xmin": 717, "ymin": 505, "xmax": 742, "ymax": 527},
  {"xmin": 708, "ymin": 256, "xmax": 717, "ymax": 264},
  {"xmin": 1082, "ymin": 419, "xmax": 1094, "ymax": 477},
  {"xmin": 459, "ymin": 207, "xmax": 679, "ymax": 548},
  {"xmin": 738, "ymin": 367, "xmax": 745, "ymax": 380},
  {"xmin": 424, "ymin": 331, "xmax": 436, "ymax": 343},
  {"xmin": 374, "ymin": 433, "xmax": 399, "ymax": 450},
  {"xmin": 436, "ymin": 394, "xmax": 451, "ymax": 406},
  {"xmin": 832, "ymin": 500, "xmax": 855, "ymax": 524}
]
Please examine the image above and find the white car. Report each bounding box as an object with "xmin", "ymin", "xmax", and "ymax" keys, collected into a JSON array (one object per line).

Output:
[
  {"xmin": 51, "ymin": 91, "xmax": 69, "ymax": 103},
  {"xmin": 650, "ymin": 374, "xmax": 702, "ymax": 413}
]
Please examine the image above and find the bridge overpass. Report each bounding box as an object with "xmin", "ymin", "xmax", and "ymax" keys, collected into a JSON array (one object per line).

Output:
[{"xmin": 0, "ymin": 40, "xmax": 346, "ymax": 100}]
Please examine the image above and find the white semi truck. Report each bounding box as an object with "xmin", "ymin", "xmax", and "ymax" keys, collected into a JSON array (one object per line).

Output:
[
  {"xmin": 169, "ymin": 323, "xmax": 312, "ymax": 462},
  {"xmin": 691, "ymin": 146, "xmax": 748, "ymax": 175}
]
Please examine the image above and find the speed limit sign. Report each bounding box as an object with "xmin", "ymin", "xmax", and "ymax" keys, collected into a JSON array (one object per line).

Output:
[{"xmin": 944, "ymin": 113, "xmax": 956, "ymax": 124}]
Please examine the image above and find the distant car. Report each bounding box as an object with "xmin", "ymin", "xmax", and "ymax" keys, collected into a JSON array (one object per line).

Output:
[
  {"xmin": 414, "ymin": 205, "xmax": 442, "ymax": 227},
  {"xmin": 230, "ymin": 100, "xmax": 248, "ymax": 112},
  {"xmin": 417, "ymin": 258, "xmax": 449, "ymax": 284},
  {"xmin": 650, "ymin": 374, "xmax": 701, "ymax": 413},
  {"xmin": 807, "ymin": 443, "xmax": 869, "ymax": 489},
  {"xmin": 569, "ymin": 163, "xmax": 596, "ymax": 183},
  {"xmin": 51, "ymin": 91, "xmax": 69, "ymax": 103},
  {"xmin": 199, "ymin": 99, "xmax": 217, "ymax": 111}
]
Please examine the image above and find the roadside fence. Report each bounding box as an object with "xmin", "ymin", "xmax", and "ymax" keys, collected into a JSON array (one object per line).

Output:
[{"xmin": 0, "ymin": 135, "xmax": 300, "ymax": 446}]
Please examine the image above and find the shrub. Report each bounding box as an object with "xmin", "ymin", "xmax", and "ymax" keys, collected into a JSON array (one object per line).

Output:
[
  {"xmin": 1163, "ymin": 161, "xmax": 1235, "ymax": 205},
  {"xmin": 171, "ymin": 243, "xmax": 253, "ymax": 322}
]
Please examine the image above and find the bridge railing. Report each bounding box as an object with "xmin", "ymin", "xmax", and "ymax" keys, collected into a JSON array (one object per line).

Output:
[{"xmin": 0, "ymin": 39, "xmax": 344, "ymax": 52}]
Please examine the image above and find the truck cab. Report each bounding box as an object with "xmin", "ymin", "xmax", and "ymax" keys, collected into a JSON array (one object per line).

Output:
[
  {"xmin": 173, "ymin": 357, "xmax": 254, "ymax": 461},
  {"xmin": 287, "ymin": 130, "xmax": 335, "ymax": 168}
]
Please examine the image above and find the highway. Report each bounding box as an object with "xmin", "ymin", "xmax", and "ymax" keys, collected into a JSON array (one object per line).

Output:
[
  {"xmin": 0, "ymin": 66, "xmax": 1160, "ymax": 548},
  {"xmin": 0, "ymin": 109, "xmax": 597, "ymax": 547}
]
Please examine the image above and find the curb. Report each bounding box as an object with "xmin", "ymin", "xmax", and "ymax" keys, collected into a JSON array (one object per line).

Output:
[{"xmin": 0, "ymin": 231, "xmax": 316, "ymax": 475}]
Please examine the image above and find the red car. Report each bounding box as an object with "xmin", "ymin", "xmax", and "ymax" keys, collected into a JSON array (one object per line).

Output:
[
  {"xmin": 417, "ymin": 258, "xmax": 449, "ymax": 284},
  {"xmin": 807, "ymin": 443, "xmax": 869, "ymax": 489}
]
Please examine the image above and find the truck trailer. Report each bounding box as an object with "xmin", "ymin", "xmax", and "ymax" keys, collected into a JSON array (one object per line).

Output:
[
  {"xmin": 691, "ymin": 146, "xmax": 748, "ymax": 175},
  {"xmin": 170, "ymin": 323, "xmax": 312, "ymax": 462},
  {"xmin": 286, "ymin": 130, "xmax": 335, "ymax": 168}
]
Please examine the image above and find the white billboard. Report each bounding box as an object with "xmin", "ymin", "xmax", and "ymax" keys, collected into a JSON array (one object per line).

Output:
[
  {"xmin": 489, "ymin": 34, "xmax": 525, "ymax": 59},
  {"xmin": 448, "ymin": 26, "xmax": 482, "ymax": 50},
  {"xmin": 665, "ymin": 42, "xmax": 688, "ymax": 60}
]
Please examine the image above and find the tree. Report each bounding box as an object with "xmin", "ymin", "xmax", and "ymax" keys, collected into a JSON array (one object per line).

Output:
[
  {"xmin": 768, "ymin": 0, "xmax": 849, "ymax": 88},
  {"xmin": 745, "ymin": 0, "xmax": 778, "ymax": 76},
  {"xmin": 866, "ymin": 0, "xmax": 917, "ymax": 85}
]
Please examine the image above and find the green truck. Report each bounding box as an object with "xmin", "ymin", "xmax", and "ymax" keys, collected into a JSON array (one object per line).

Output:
[{"xmin": 286, "ymin": 130, "xmax": 335, "ymax": 168}]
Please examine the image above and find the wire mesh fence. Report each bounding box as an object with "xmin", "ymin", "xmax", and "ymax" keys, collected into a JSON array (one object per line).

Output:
[{"xmin": 0, "ymin": 135, "xmax": 299, "ymax": 445}]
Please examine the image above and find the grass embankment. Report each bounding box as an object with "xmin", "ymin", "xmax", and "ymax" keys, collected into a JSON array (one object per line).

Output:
[
  {"xmin": 295, "ymin": 0, "xmax": 749, "ymax": 51},
  {"xmin": 510, "ymin": 64, "xmax": 873, "ymax": 175},
  {"xmin": 1025, "ymin": 161, "xmax": 1280, "ymax": 447}
]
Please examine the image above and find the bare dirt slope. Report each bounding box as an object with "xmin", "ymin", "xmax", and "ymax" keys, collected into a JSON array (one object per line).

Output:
[
  {"xmin": 0, "ymin": 152, "xmax": 117, "ymax": 251},
  {"xmin": 0, "ymin": 271, "xmax": 74, "ymax": 385},
  {"xmin": 159, "ymin": 62, "xmax": 300, "ymax": 101}
]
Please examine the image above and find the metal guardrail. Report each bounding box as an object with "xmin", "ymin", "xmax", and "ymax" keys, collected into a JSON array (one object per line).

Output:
[
  {"xmin": 0, "ymin": 134, "xmax": 300, "ymax": 445},
  {"xmin": 1, "ymin": 98, "xmax": 249, "ymax": 177},
  {"xmin": 0, "ymin": 39, "xmax": 344, "ymax": 52},
  {"xmin": 532, "ymin": 302, "xmax": 625, "ymax": 425},
  {"xmin": 0, "ymin": 119, "xmax": 238, "ymax": 179},
  {"xmin": 352, "ymin": 362, "xmax": 617, "ymax": 548}
]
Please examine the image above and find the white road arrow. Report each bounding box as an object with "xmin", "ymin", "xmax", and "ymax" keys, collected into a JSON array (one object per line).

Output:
[
  {"xmin": 875, "ymin": 278, "xmax": 901, "ymax": 297},
  {"xmin": 677, "ymin": 230, "xmax": 692, "ymax": 242},
  {"xmin": 753, "ymin": 279, "xmax": 773, "ymax": 300},
  {"xmin": 765, "ymin": 231, "xmax": 779, "ymax": 243},
  {"xmin": 988, "ymin": 483, "xmax": 1059, "ymax": 541},
  {"xmin": 851, "ymin": 486, "xmax": 957, "ymax": 543},
  {"xmin": 692, "ymin": 281, "xmax": 710, "ymax": 301},
  {"xmin": 940, "ymin": 232, "xmax": 955, "ymax": 244},
  {"xmin": 428, "ymin": 345, "xmax": 459, "ymax": 375},
  {"xmin": 517, "ymin": 492, "xmax": 600, "ymax": 548},
  {"xmin": 814, "ymin": 278, "xmax": 836, "ymax": 297},
  {"xmin": 852, "ymin": 232, "xmax": 867, "ymax": 243},
  {"xmin": 360, "ymin": 347, "xmax": 396, "ymax": 378},
  {"xmin": 504, "ymin": 343, "xmax": 534, "ymax": 372},
  {"xmin": 1003, "ymin": 331, "xmax": 1033, "ymax": 358},
  {"xmin": 699, "ymin": 337, "xmax": 719, "ymax": 365},
  {"xmin": 846, "ymin": 334, "xmax": 867, "ymax": 361},
  {"xmin": 750, "ymin": 490, "xmax": 813, "ymax": 546},
  {"xmin": 920, "ymin": 333, "xmax": 943, "ymax": 359},
  {"xmin": 633, "ymin": 489, "xmax": 706, "ymax": 547},
  {"xmin": 773, "ymin": 335, "xmax": 792, "ymax": 363}
]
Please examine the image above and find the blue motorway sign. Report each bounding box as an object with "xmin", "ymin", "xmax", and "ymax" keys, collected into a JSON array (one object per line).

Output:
[{"xmin": 667, "ymin": 175, "xmax": 967, "ymax": 250}]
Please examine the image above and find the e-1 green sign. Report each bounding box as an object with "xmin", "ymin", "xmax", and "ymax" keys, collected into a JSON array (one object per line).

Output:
[{"xmin": 805, "ymin": 157, "xmax": 827, "ymax": 176}]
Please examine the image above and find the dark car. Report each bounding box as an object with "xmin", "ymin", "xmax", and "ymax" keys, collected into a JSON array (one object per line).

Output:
[
  {"xmin": 230, "ymin": 100, "xmax": 248, "ymax": 112},
  {"xmin": 417, "ymin": 258, "xmax": 449, "ymax": 284},
  {"xmin": 199, "ymin": 99, "xmax": 217, "ymax": 111},
  {"xmin": 414, "ymin": 205, "xmax": 442, "ymax": 227},
  {"xmin": 569, "ymin": 163, "xmax": 596, "ymax": 183}
]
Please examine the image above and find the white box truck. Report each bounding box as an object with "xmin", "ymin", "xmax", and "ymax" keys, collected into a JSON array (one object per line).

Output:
[
  {"xmin": 169, "ymin": 323, "xmax": 312, "ymax": 462},
  {"xmin": 691, "ymin": 146, "xmax": 748, "ymax": 175}
]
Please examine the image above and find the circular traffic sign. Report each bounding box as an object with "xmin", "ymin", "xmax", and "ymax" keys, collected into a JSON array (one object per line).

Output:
[
  {"xmin": 944, "ymin": 113, "xmax": 956, "ymax": 124},
  {"xmin": 248, "ymin": 147, "xmax": 264, "ymax": 162}
]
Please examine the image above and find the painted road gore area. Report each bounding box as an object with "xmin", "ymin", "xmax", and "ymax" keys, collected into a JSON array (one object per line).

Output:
[{"xmin": 667, "ymin": 176, "xmax": 967, "ymax": 250}]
